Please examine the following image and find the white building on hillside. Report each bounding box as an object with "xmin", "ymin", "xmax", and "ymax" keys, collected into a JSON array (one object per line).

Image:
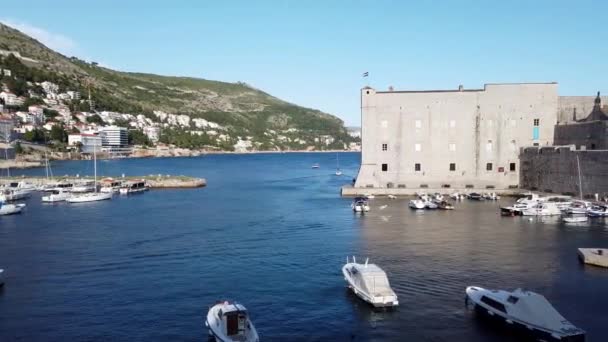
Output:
[
  {"xmin": 69, "ymin": 133, "xmax": 102, "ymax": 153},
  {"xmin": 143, "ymin": 126, "xmax": 160, "ymax": 143},
  {"xmin": 99, "ymin": 125, "xmax": 128, "ymax": 147},
  {"xmin": 351, "ymin": 83, "xmax": 559, "ymax": 194}
]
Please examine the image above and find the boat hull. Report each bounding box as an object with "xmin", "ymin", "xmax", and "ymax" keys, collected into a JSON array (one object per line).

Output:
[{"xmin": 66, "ymin": 192, "xmax": 112, "ymax": 203}]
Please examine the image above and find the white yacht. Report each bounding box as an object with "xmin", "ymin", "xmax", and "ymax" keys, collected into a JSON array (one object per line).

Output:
[
  {"xmin": 71, "ymin": 180, "xmax": 96, "ymax": 193},
  {"xmin": 119, "ymin": 180, "xmax": 149, "ymax": 195},
  {"xmin": 42, "ymin": 189, "xmax": 71, "ymax": 203},
  {"xmin": 342, "ymin": 256, "xmax": 398, "ymax": 308},
  {"xmin": 0, "ymin": 202, "xmax": 25, "ymax": 215},
  {"xmin": 521, "ymin": 202, "xmax": 562, "ymax": 216},
  {"xmin": 409, "ymin": 199, "xmax": 425, "ymax": 210},
  {"xmin": 0, "ymin": 188, "xmax": 31, "ymax": 202},
  {"xmin": 351, "ymin": 197, "xmax": 370, "ymax": 212},
  {"xmin": 501, "ymin": 193, "xmax": 543, "ymax": 216},
  {"xmin": 424, "ymin": 200, "xmax": 438, "ymax": 209},
  {"xmin": 205, "ymin": 301, "xmax": 259, "ymax": 342},
  {"xmin": 465, "ymin": 286, "xmax": 585, "ymax": 341}
]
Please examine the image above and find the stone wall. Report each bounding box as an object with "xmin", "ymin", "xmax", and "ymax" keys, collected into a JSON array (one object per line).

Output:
[
  {"xmin": 520, "ymin": 146, "xmax": 608, "ymax": 198},
  {"xmin": 554, "ymin": 121, "xmax": 608, "ymax": 150}
]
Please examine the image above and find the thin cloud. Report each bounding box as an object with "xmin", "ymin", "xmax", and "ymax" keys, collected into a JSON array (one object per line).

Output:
[{"xmin": 1, "ymin": 18, "xmax": 78, "ymax": 56}]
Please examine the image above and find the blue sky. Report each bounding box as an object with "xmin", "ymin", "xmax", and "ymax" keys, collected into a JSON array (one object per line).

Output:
[{"xmin": 2, "ymin": 0, "xmax": 606, "ymax": 126}]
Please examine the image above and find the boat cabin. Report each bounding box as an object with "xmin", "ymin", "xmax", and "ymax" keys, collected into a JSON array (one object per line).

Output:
[
  {"xmin": 217, "ymin": 303, "xmax": 251, "ymax": 337},
  {"xmin": 346, "ymin": 263, "xmax": 395, "ymax": 301}
]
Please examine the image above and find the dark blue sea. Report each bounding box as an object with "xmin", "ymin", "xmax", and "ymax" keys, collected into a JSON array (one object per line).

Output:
[{"xmin": 1, "ymin": 152, "xmax": 607, "ymax": 341}]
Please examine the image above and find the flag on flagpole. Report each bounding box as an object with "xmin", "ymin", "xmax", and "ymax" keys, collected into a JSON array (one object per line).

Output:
[{"xmin": 362, "ymin": 72, "xmax": 369, "ymax": 77}]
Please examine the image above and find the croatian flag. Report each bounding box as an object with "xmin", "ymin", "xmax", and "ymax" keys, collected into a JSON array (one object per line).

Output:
[{"xmin": 362, "ymin": 72, "xmax": 369, "ymax": 77}]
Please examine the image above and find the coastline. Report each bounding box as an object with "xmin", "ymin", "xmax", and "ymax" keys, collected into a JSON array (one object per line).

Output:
[{"xmin": 1, "ymin": 149, "xmax": 360, "ymax": 169}]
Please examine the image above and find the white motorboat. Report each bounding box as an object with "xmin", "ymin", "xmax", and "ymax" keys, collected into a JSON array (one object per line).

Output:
[
  {"xmin": 424, "ymin": 200, "xmax": 438, "ymax": 209},
  {"xmin": 521, "ymin": 202, "xmax": 561, "ymax": 216},
  {"xmin": 50, "ymin": 182, "xmax": 74, "ymax": 192},
  {"xmin": 465, "ymin": 286, "xmax": 585, "ymax": 341},
  {"xmin": 542, "ymin": 195, "xmax": 572, "ymax": 211},
  {"xmin": 387, "ymin": 194, "xmax": 397, "ymax": 199},
  {"xmin": 66, "ymin": 145, "xmax": 112, "ymax": 203},
  {"xmin": 501, "ymin": 193, "xmax": 543, "ymax": 216},
  {"xmin": 0, "ymin": 202, "xmax": 25, "ymax": 215},
  {"xmin": 587, "ymin": 204, "xmax": 608, "ymax": 217},
  {"xmin": 205, "ymin": 301, "xmax": 259, "ymax": 342},
  {"xmin": 562, "ymin": 216, "xmax": 588, "ymax": 223},
  {"xmin": 468, "ymin": 192, "xmax": 484, "ymax": 201},
  {"xmin": 578, "ymin": 248, "xmax": 608, "ymax": 268},
  {"xmin": 342, "ymin": 256, "xmax": 398, "ymax": 308},
  {"xmin": 119, "ymin": 180, "xmax": 149, "ymax": 195},
  {"xmin": 450, "ymin": 192, "xmax": 465, "ymax": 200},
  {"xmin": 484, "ymin": 192, "xmax": 500, "ymax": 200},
  {"xmin": 352, "ymin": 197, "xmax": 370, "ymax": 212},
  {"xmin": 0, "ymin": 188, "xmax": 31, "ymax": 202},
  {"xmin": 311, "ymin": 163, "xmax": 320, "ymax": 169},
  {"xmin": 566, "ymin": 200, "xmax": 592, "ymax": 215},
  {"xmin": 432, "ymin": 193, "xmax": 444, "ymax": 202},
  {"xmin": 437, "ymin": 201, "xmax": 454, "ymax": 210},
  {"xmin": 409, "ymin": 199, "xmax": 425, "ymax": 210},
  {"xmin": 42, "ymin": 189, "xmax": 71, "ymax": 203},
  {"xmin": 71, "ymin": 180, "xmax": 96, "ymax": 193}
]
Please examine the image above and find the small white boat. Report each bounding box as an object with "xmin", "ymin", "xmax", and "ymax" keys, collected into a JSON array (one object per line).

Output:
[
  {"xmin": 42, "ymin": 189, "xmax": 71, "ymax": 203},
  {"xmin": 468, "ymin": 193, "xmax": 484, "ymax": 201},
  {"xmin": 450, "ymin": 192, "xmax": 465, "ymax": 201},
  {"xmin": 387, "ymin": 194, "xmax": 397, "ymax": 199},
  {"xmin": 424, "ymin": 201, "xmax": 438, "ymax": 209},
  {"xmin": 484, "ymin": 192, "xmax": 500, "ymax": 200},
  {"xmin": 521, "ymin": 203, "xmax": 561, "ymax": 216},
  {"xmin": 409, "ymin": 199, "xmax": 425, "ymax": 210},
  {"xmin": 432, "ymin": 193, "xmax": 444, "ymax": 202},
  {"xmin": 342, "ymin": 256, "xmax": 398, "ymax": 307},
  {"xmin": 50, "ymin": 182, "xmax": 74, "ymax": 192},
  {"xmin": 335, "ymin": 153, "xmax": 342, "ymax": 176},
  {"xmin": 335, "ymin": 170, "xmax": 343, "ymax": 176},
  {"xmin": 562, "ymin": 216, "xmax": 588, "ymax": 223},
  {"xmin": 67, "ymin": 192, "xmax": 112, "ymax": 203},
  {"xmin": 352, "ymin": 197, "xmax": 370, "ymax": 212},
  {"xmin": 367, "ymin": 195, "xmax": 375, "ymax": 199},
  {"xmin": 566, "ymin": 200, "xmax": 592, "ymax": 215},
  {"xmin": 119, "ymin": 180, "xmax": 149, "ymax": 195},
  {"xmin": 311, "ymin": 163, "xmax": 320, "ymax": 169},
  {"xmin": 465, "ymin": 286, "xmax": 585, "ymax": 341},
  {"xmin": 205, "ymin": 301, "xmax": 259, "ymax": 342},
  {"xmin": 100, "ymin": 179, "xmax": 123, "ymax": 193},
  {"xmin": 578, "ymin": 248, "xmax": 608, "ymax": 268},
  {"xmin": 0, "ymin": 202, "xmax": 25, "ymax": 215}
]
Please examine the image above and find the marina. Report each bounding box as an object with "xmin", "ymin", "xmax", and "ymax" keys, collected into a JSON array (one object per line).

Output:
[{"xmin": 1, "ymin": 153, "xmax": 607, "ymax": 341}]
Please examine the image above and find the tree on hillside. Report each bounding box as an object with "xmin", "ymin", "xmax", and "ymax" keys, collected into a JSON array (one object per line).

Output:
[
  {"xmin": 22, "ymin": 129, "xmax": 46, "ymax": 143},
  {"xmin": 43, "ymin": 108, "xmax": 60, "ymax": 119},
  {"xmin": 128, "ymin": 129, "xmax": 151, "ymax": 146},
  {"xmin": 49, "ymin": 125, "xmax": 68, "ymax": 143},
  {"xmin": 20, "ymin": 97, "xmax": 45, "ymax": 111},
  {"xmin": 86, "ymin": 114, "xmax": 104, "ymax": 125}
]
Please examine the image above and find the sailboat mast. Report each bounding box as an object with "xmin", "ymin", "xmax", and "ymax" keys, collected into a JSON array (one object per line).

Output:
[
  {"xmin": 576, "ymin": 154, "xmax": 583, "ymax": 200},
  {"xmin": 94, "ymin": 144, "xmax": 97, "ymax": 193},
  {"xmin": 4, "ymin": 147, "xmax": 9, "ymax": 178}
]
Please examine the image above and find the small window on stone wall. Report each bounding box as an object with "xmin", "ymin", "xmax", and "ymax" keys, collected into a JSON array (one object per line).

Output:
[
  {"xmin": 382, "ymin": 143, "xmax": 388, "ymax": 151},
  {"xmin": 449, "ymin": 163, "xmax": 456, "ymax": 171},
  {"xmin": 486, "ymin": 163, "xmax": 493, "ymax": 171},
  {"xmin": 510, "ymin": 163, "xmax": 516, "ymax": 171},
  {"xmin": 415, "ymin": 163, "xmax": 421, "ymax": 172},
  {"xmin": 381, "ymin": 163, "xmax": 388, "ymax": 172}
]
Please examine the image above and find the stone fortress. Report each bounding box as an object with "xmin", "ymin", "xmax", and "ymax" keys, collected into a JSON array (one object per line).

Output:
[{"xmin": 343, "ymin": 82, "xmax": 607, "ymax": 196}]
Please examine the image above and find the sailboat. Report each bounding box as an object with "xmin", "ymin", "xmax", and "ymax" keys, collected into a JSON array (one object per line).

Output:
[
  {"xmin": 335, "ymin": 152, "xmax": 342, "ymax": 176},
  {"xmin": 563, "ymin": 155, "xmax": 588, "ymax": 222},
  {"xmin": 67, "ymin": 144, "xmax": 112, "ymax": 203}
]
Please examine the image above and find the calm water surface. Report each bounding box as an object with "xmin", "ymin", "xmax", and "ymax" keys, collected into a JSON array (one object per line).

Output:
[{"xmin": 0, "ymin": 153, "xmax": 607, "ymax": 341}]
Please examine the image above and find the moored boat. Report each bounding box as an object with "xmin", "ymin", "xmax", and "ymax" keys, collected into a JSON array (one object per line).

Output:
[
  {"xmin": 119, "ymin": 180, "xmax": 149, "ymax": 195},
  {"xmin": 0, "ymin": 188, "xmax": 32, "ymax": 202},
  {"xmin": 205, "ymin": 301, "xmax": 259, "ymax": 342},
  {"xmin": 409, "ymin": 199, "xmax": 425, "ymax": 210},
  {"xmin": 566, "ymin": 200, "xmax": 592, "ymax": 215},
  {"xmin": 468, "ymin": 193, "xmax": 483, "ymax": 201},
  {"xmin": 562, "ymin": 216, "xmax": 588, "ymax": 223},
  {"xmin": 521, "ymin": 202, "xmax": 561, "ymax": 216},
  {"xmin": 437, "ymin": 201, "xmax": 454, "ymax": 210},
  {"xmin": 587, "ymin": 204, "xmax": 608, "ymax": 217},
  {"xmin": 67, "ymin": 192, "xmax": 112, "ymax": 203},
  {"xmin": 100, "ymin": 178, "xmax": 123, "ymax": 193},
  {"xmin": 42, "ymin": 189, "xmax": 71, "ymax": 203},
  {"xmin": 343, "ymin": 256, "xmax": 398, "ymax": 307},
  {"xmin": 465, "ymin": 286, "xmax": 585, "ymax": 341},
  {"xmin": 71, "ymin": 180, "xmax": 96, "ymax": 193}
]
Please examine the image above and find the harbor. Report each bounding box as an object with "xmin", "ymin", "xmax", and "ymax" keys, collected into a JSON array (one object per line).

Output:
[
  {"xmin": 1, "ymin": 153, "xmax": 607, "ymax": 341},
  {"xmin": 0, "ymin": 174, "xmax": 206, "ymax": 189}
]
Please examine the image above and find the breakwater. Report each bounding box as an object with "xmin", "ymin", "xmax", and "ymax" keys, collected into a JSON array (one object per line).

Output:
[{"xmin": 0, "ymin": 175, "xmax": 206, "ymax": 189}]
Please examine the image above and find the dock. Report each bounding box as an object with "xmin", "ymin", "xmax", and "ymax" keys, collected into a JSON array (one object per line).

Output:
[
  {"xmin": 0, "ymin": 175, "xmax": 206, "ymax": 189},
  {"xmin": 578, "ymin": 248, "xmax": 608, "ymax": 268}
]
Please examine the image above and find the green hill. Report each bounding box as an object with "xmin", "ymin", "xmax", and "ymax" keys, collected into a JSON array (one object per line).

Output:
[{"xmin": 0, "ymin": 22, "xmax": 352, "ymax": 150}]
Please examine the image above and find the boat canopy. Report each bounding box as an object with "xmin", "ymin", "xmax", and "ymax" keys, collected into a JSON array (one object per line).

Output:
[{"xmin": 349, "ymin": 264, "xmax": 393, "ymax": 296}]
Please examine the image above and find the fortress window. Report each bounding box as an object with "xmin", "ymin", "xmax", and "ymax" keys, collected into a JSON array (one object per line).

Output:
[
  {"xmin": 533, "ymin": 118, "xmax": 540, "ymax": 126},
  {"xmin": 449, "ymin": 163, "xmax": 456, "ymax": 171},
  {"xmin": 415, "ymin": 163, "xmax": 421, "ymax": 172},
  {"xmin": 381, "ymin": 164, "xmax": 388, "ymax": 172},
  {"xmin": 510, "ymin": 163, "xmax": 516, "ymax": 171},
  {"xmin": 486, "ymin": 163, "xmax": 493, "ymax": 171},
  {"xmin": 382, "ymin": 143, "xmax": 388, "ymax": 151}
]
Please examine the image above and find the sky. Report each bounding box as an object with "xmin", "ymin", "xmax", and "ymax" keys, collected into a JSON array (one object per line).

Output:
[{"xmin": 2, "ymin": 0, "xmax": 607, "ymax": 126}]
